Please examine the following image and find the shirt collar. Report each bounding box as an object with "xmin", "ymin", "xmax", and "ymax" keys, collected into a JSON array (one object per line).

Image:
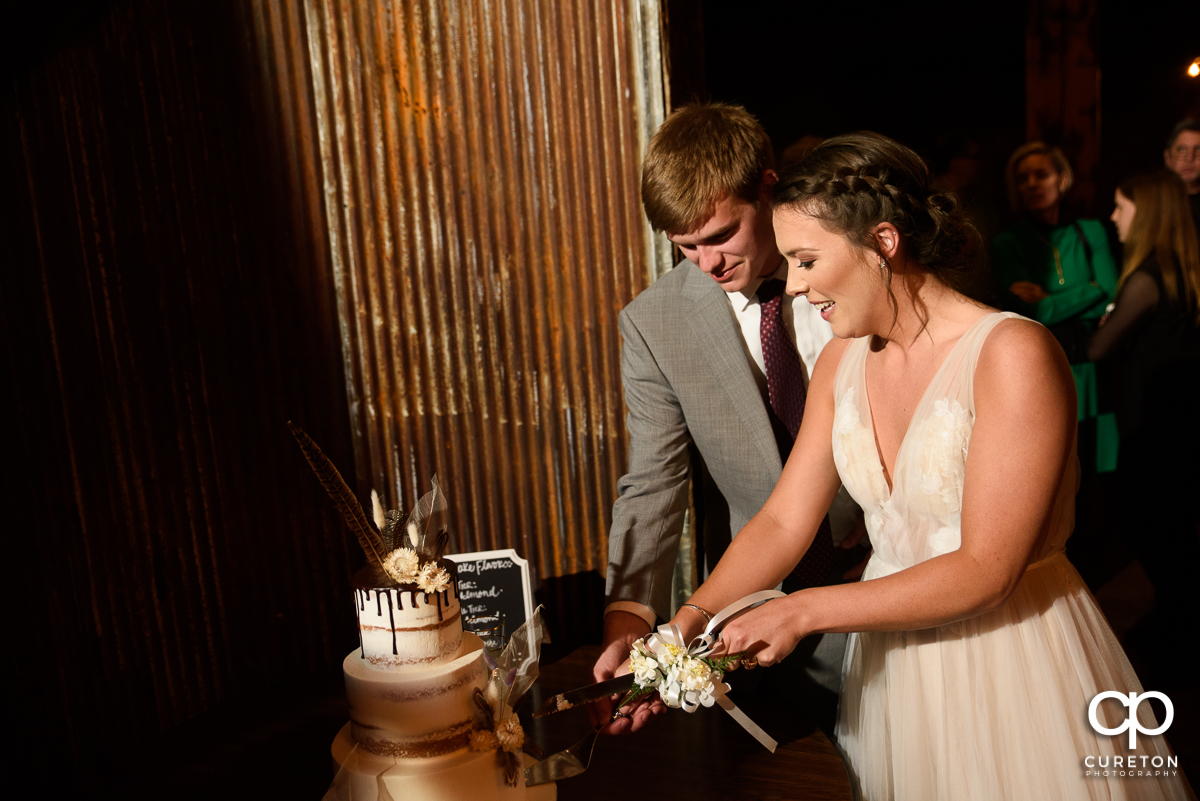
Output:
[{"xmin": 731, "ymin": 257, "xmax": 788, "ymax": 312}]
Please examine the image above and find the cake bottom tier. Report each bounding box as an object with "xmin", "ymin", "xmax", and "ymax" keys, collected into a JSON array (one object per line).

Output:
[{"xmin": 329, "ymin": 721, "xmax": 555, "ymax": 801}]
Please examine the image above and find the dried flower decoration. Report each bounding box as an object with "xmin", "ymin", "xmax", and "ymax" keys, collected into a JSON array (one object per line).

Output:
[
  {"xmin": 495, "ymin": 716, "xmax": 524, "ymax": 753},
  {"xmin": 468, "ymin": 729, "xmax": 499, "ymax": 752},
  {"xmin": 383, "ymin": 548, "xmax": 420, "ymax": 585},
  {"xmin": 470, "ymin": 608, "xmax": 546, "ymax": 787},
  {"xmin": 466, "ymin": 702, "xmax": 524, "ymax": 756},
  {"xmin": 370, "ymin": 489, "xmax": 386, "ymax": 532},
  {"xmin": 417, "ymin": 562, "xmax": 451, "ymax": 594}
]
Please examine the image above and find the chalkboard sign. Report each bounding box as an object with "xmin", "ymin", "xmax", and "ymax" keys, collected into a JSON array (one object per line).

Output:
[{"xmin": 446, "ymin": 549, "xmax": 534, "ymax": 647}]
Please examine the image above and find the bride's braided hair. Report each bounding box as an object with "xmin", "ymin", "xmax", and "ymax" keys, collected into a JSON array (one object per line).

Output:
[{"xmin": 772, "ymin": 132, "xmax": 990, "ymax": 306}]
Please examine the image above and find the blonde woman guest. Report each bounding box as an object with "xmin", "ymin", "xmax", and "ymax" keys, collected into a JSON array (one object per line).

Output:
[
  {"xmin": 1090, "ymin": 171, "xmax": 1200, "ymax": 655},
  {"xmin": 991, "ymin": 142, "xmax": 1119, "ymax": 473}
]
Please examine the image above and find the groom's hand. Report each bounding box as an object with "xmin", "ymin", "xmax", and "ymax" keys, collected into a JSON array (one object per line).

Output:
[
  {"xmin": 588, "ymin": 611, "xmax": 663, "ymax": 733},
  {"xmin": 840, "ymin": 514, "xmax": 872, "ymax": 580}
]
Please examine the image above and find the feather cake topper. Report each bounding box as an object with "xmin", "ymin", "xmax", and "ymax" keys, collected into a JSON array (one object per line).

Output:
[{"xmin": 288, "ymin": 422, "xmax": 451, "ymax": 589}]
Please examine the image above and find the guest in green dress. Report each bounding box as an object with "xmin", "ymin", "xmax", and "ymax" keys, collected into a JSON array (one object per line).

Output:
[{"xmin": 991, "ymin": 142, "xmax": 1118, "ymax": 473}]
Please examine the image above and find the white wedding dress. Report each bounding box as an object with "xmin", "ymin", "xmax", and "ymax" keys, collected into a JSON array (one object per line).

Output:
[{"xmin": 831, "ymin": 313, "xmax": 1190, "ymax": 800}]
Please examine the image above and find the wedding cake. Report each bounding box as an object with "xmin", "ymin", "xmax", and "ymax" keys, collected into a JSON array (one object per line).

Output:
[
  {"xmin": 329, "ymin": 563, "xmax": 529, "ymax": 800},
  {"xmin": 287, "ymin": 424, "xmax": 552, "ymax": 801}
]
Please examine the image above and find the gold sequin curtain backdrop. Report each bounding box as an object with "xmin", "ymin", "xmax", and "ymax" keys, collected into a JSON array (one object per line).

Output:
[{"xmin": 298, "ymin": 0, "xmax": 667, "ymax": 595}]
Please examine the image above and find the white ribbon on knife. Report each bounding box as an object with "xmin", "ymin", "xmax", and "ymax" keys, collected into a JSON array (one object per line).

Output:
[{"xmin": 641, "ymin": 590, "xmax": 785, "ymax": 752}]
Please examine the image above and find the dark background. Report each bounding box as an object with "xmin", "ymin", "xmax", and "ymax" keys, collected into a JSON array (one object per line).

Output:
[
  {"xmin": 3, "ymin": 0, "xmax": 1198, "ymax": 797},
  {"xmin": 703, "ymin": 1, "xmax": 1028, "ymax": 163},
  {"xmin": 693, "ymin": 0, "xmax": 1199, "ymax": 222},
  {"xmin": 1098, "ymin": 0, "xmax": 1200, "ymax": 192}
]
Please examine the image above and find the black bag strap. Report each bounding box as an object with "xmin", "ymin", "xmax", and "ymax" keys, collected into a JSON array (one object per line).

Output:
[{"xmin": 1071, "ymin": 220, "xmax": 1094, "ymax": 273}]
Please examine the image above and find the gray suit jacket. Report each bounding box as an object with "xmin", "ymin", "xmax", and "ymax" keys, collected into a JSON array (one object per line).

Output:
[{"xmin": 605, "ymin": 259, "xmax": 788, "ymax": 621}]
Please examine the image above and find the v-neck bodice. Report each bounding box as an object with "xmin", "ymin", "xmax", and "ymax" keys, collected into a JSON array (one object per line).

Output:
[
  {"xmin": 859, "ymin": 314, "xmax": 989, "ymax": 497},
  {"xmin": 831, "ymin": 312, "xmax": 1076, "ymax": 580}
]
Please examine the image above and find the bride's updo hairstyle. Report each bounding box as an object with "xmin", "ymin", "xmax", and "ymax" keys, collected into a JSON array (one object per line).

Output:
[{"xmin": 772, "ymin": 131, "xmax": 990, "ymax": 311}]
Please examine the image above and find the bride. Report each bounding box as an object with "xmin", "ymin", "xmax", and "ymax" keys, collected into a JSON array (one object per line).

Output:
[{"xmin": 663, "ymin": 133, "xmax": 1190, "ymax": 800}]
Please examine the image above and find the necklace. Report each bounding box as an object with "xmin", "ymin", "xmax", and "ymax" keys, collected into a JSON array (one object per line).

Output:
[{"xmin": 1026, "ymin": 224, "xmax": 1066, "ymax": 285}]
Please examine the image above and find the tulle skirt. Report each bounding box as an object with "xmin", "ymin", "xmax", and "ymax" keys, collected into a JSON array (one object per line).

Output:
[{"xmin": 835, "ymin": 553, "xmax": 1192, "ymax": 801}]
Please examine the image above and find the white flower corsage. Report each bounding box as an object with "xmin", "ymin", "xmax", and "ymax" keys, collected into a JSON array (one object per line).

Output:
[{"xmin": 621, "ymin": 638, "xmax": 739, "ymax": 714}]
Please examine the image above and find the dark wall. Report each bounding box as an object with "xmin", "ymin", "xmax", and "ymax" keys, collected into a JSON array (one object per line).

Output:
[
  {"xmin": 700, "ymin": 0, "xmax": 1026, "ymax": 169},
  {"xmin": 2, "ymin": 1, "xmax": 358, "ymax": 789},
  {"xmin": 699, "ymin": 0, "xmax": 1198, "ymax": 224},
  {"xmin": 1098, "ymin": 0, "xmax": 1200, "ymax": 202},
  {"xmin": 695, "ymin": 0, "xmax": 1024, "ymax": 244}
]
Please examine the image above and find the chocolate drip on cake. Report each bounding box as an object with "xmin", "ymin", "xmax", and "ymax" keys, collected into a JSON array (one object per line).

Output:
[
  {"xmin": 386, "ymin": 590, "xmax": 397, "ymax": 654},
  {"xmin": 355, "ymin": 593, "xmax": 365, "ymax": 657}
]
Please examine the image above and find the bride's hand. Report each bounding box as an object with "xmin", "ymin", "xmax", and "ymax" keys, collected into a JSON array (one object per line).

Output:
[
  {"xmin": 714, "ymin": 593, "xmax": 810, "ymax": 667},
  {"xmin": 666, "ymin": 603, "xmax": 712, "ymax": 645}
]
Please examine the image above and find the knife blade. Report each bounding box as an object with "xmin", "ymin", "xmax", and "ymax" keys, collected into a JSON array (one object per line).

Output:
[{"xmin": 532, "ymin": 673, "xmax": 637, "ymax": 718}]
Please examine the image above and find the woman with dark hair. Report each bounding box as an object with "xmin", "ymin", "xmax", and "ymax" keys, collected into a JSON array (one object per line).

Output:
[
  {"xmin": 659, "ymin": 133, "xmax": 1185, "ymax": 799},
  {"xmin": 1090, "ymin": 171, "xmax": 1200, "ymax": 648},
  {"xmin": 991, "ymin": 142, "xmax": 1119, "ymax": 473}
]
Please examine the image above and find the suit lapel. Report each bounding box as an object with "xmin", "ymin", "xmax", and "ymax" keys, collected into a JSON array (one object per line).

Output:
[{"xmin": 681, "ymin": 265, "xmax": 783, "ymax": 473}]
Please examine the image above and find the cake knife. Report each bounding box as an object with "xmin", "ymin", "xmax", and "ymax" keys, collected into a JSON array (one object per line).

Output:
[{"xmin": 531, "ymin": 674, "xmax": 636, "ymax": 718}]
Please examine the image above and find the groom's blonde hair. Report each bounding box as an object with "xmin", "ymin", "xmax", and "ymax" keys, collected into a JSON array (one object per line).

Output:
[{"xmin": 640, "ymin": 103, "xmax": 774, "ymax": 234}]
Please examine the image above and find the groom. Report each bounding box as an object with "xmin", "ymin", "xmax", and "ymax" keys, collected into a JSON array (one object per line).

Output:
[{"xmin": 594, "ymin": 103, "xmax": 859, "ymax": 734}]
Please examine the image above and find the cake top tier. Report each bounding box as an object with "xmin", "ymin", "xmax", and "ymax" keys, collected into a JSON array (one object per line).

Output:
[{"xmin": 353, "ymin": 560, "xmax": 465, "ymax": 670}]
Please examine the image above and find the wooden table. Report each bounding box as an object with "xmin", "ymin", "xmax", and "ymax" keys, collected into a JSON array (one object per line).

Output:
[{"xmin": 524, "ymin": 646, "xmax": 852, "ymax": 800}]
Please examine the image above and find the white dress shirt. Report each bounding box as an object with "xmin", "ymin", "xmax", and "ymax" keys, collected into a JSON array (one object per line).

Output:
[{"xmin": 728, "ymin": 261, "xmax": 834, "ymax": 394}]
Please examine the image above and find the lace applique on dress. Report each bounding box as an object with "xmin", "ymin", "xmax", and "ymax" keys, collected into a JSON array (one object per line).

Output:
[
  {"xmin": 832, "ymin": 385, "xmax": 861, "ymax": 439},
  {"xmin": 832, "ymin": 386, "xmax": 890, "ymax": 504},
  {"xmin": 913, "ymin": 397, "xmax": 972, "ymax": 516}
]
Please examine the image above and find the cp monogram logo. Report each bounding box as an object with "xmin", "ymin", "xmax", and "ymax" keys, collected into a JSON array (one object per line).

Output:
[{"xmin": 1088, "ymin": 691, "xmax": 1174, "ymax": 749}]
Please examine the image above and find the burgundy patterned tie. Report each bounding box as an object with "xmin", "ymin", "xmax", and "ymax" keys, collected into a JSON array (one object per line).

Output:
[{"xmin": 757, "ymin": 278, "xmax": 835, "ymax": 591}]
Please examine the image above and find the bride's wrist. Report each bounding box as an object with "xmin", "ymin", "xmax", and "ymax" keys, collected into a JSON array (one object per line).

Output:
[
  {"xmin": 673, "ymin": 602, "xmax": 711, "ymax": 639},
  {"xmin": 782, "ymin": 588, "xmax": 819, "ymax": 639}
]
